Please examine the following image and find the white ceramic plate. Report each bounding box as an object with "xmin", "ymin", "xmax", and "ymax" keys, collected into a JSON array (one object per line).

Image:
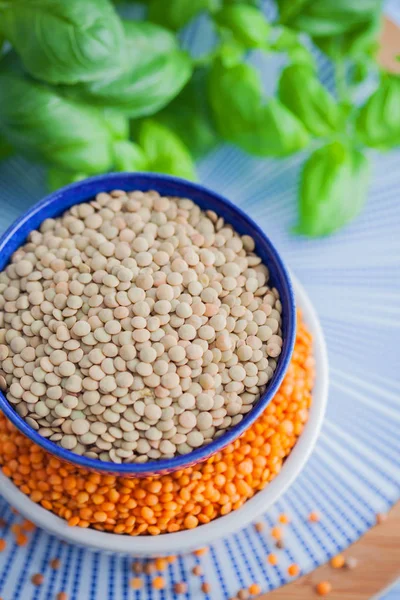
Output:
[{"xmin": 0, "ymin": 275, "xmax": 328, "ymax": 556}]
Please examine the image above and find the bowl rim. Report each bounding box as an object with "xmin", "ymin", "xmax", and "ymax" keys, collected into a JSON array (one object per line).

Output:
[
  {"xmin": 0, "ymin": 172, "xmax": 296, "ymax": 476},
  {"xmin": 0, "ymin": 275, "xmax": 328, "ymax": 555}
]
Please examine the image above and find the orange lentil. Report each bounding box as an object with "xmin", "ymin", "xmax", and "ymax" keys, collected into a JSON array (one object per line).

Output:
[
  {"xmin": 192, "ymin": 565, "xmax": 202, "ymax": 576},
  {"xmin": 309, "ymin": 511, "xmax": 320, "ymax": 523},
  {"xmin": 288, "ymin": 564, "xmax": 300, "ymax": 577},
  {"xmin": 21, "ymin": 519, "xmax": 35, "ymax": 532},
  {"xmin": 278, "ymin": 514, "xmax": 290, "ymax": 525},
  {"xmin": 316, "ymin": 581, "xmax": 332, "ymax": 596},
  {"xmin": 330, "ymin": 554, "xmax": 345, "ymax": 569},
  {"xmin": 0, "ymin": 314, "xmax": 313, "ymax": 536},
  {"xmin": 57, "ymin": 593, "xmax": 68, "ymax": 600},
  {"xmin": 167, "ymin": 555, "xmax": 177, "ymax": 563},
  {"xmin": 16, "ymin": 533, "xmax": 28, "ymax": 546},
  {"xmin": 152, "ymin": 576, "xmax": 165, "ymax": 590},
  {"xmin": 201, "ymin": 582, "xmax": 211, "ymax": 593},
  {"xmin": 271, "ymin": 527, "xmax": 282, "ymax": 540},
  {"xmin": 193, "ymin": 547, "xmax": 208, "ymax": 556},
  {"xmin": 155, "ymin": 557, "xmax": 167, "ymax": 571},
  {"xmin": 267, "ymin": 554, "xmax": 278, "ymax": 566},
  {"xmin": 248, "ymin": 583, "xmax": 261, "ymax": 595},
  {"xmin": 130, "ymin": 578, "xmax": 143, "ymax": 590},
  {"xmin": 11, "ymin": 524, "xmax": 21, "ymax": 536}
]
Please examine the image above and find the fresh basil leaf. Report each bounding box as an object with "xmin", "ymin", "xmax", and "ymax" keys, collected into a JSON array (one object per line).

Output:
[
  {"xmin": 0, "ymin": 0, "xmax": 125, "ymax": 85},
  {"xmin": 0, "ymin": 133, "xmax": 13, "ymax": 161},
  {"xmin": 297, "ymin": 141, "xmax": 370, "ymax": 236},
  {"xmin": 156, "ymin": 68, "xmax": 219, "ymax": 159},
  {"xmin": 208, "ymin": 60, "xmax": 309, "ymax": 156},
  {"xmin": 0, "ymin": 60, "xmax": 114, "ymax": 173},
  {"xmin": 223, "ymin": 0, "xmax": 259, "ymax": 4},
  {"xmin": 148, "ymin": 0, "xmax": 220, "ymax": 30},
  {"xmin": 314, "ymin": 6, "xmax": 382, "ymax": 59},
  {"xmin": 138, "ymin": 120, "xmax": 197, "ymax": 180},
  {"xmin": 113, "ymin": 140, "xmax": 148, "ymax": 171},
  {"xmin": 47, "ymin": 169, "xmax": 87, "ymax": 192},
  {"xmin": 214, "ymin": 4, "xmax": 269, "ymax": 49},
  {"xmin": 70, "ymin": 20, "xmax": 192, "ymax": 118},
  {"xmin": 277, "ymin": 0, "xmax": 382, "ymax": 38},
  {"xmin": 356, "ymin": 74, "xmax": 400, "ymax": 149},
  {"xmin": 104, "ymin": 113, "xmax": 130, "ymax": 141},
  {"xmin": 278, "ymin": 64, "xmax": 341, "ymax": 137}
]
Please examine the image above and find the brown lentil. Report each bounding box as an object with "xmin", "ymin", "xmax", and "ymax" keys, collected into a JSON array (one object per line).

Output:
[
  {"xmin": 0, "ymin": 189, "xmax": 283, "ymax": 463},
  {"xmin": 31, "ymin": 573, "xmax": 44, "ymax": 586}
]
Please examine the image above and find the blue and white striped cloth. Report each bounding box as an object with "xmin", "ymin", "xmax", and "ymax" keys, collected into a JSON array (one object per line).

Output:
[{"xmin": 0, "ymin": 1, "xmax": 399, "ymax": 598}]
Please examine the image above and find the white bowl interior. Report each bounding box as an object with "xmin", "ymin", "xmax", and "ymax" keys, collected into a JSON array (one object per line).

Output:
[{"xmin": 0, "ymin": 275, "xmax": 328, "ymax": 556}]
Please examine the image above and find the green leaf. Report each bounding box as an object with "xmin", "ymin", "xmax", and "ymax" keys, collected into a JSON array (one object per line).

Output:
[
  {"xmin": 0, "ymin": 132, "xmax": 13, "ymax": 161},
  {"xmin": 148, "ymin": 0, "xmax": 219, "ymax": 30},
  {"xmin": 208, "ymin": 60, "xmax": 309, "ymax": 156},
  {"xmin": 277, "ymin": 0, "xmax": 382, "ymax": 38},
  {"xmin": 103, "ymin": 113, "xmax": 130, "ymax": 141},
  {"xmin": 214, "ymin": 4, "xmax": 269, "ymax": 49},
  {"xmin": 156, "ymin": 68, "xmax": 219, "ymax": 159},
  {"xmin": 314, "ymin": 6, "xmax": 382, "ymax": 59},
  {"xmin": 0, "ymin": 0, "xmax": 125, "ymax": 84},
  {"xmin": 278, "ymin": 64, "xmax": 341, "ymax": 137},
  {"xmin": 47, "ymin": 168, "xmax": 87, "ymax": 192},
  {"xmin": 297, "ymin": 141, "xmax": 370, "ymax": 236},
  {"xmin": 0, "ymin": 59, "xmax": 114, "ymax": 173},
  {"xmin": 70, "ymin": 20, "xmax": 192, "ymax": 117},
  {"xmin": 356, "ymin": 74, "xmax": 400, "ymax": 149},
  {"xmin": 113, "ymin": 140, "xmax": 148, "ymax": 171},
  {"xmin": 223, "ymin": 0, "xmax": 259, "ymax": 4},
  {"xmin": 138, "ymin": 120, "xmax": 197, "ymax": 180}
]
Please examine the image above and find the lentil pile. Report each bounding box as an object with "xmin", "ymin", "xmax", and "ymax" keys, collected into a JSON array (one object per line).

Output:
[
  {"xmin": 0, "ymin": 189, "xmax": 284, "ymax": 463},
  {"xmin": 0, "ymin": 313, "xmax": 313, "ymax": 535}
]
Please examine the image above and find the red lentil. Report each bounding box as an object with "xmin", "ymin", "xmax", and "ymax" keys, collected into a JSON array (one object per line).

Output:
[
  {"xmin": 254, "ymin": 522, "xmax": 264, "ymax": 532},
  {"xmin": 316, "ymin": 581, "xmax": 332, "ymax": 596},
  {"xmin": 279, "ymin": 514, "xmax": 290, "ymax": 524},
  {"xmin": 309, "ymin": 511, "xmax": 320, "ymax": 523},
  {"xmin": 16, "ymin": 533, "xmax": 28, "ymax": 546},
  {"xmin": 21, "ymin": 519, "xmax": 35, "ymax": 532},
  {"xmin": 202, "ymin": 582, "xmax": 211, "ymax": 593},
  {"xmin": 130, "ymin": 578, "xmax": 143, "ymax": 590},
  {"xmin": 57, "ymin": 593, "xmax": 68, "ymax": 600},
  {"xmin": 330, "ymin": 554, "xmax": 345, "ymax": 569},
  {"xmin": 271, "ymin": 527, "xmax": 282, "ymax": 540},
  {"xmin": 192, "ymin": 565, "xmax": 202, "ymax": 576},
  {"xmin": 0, "ymin": 540, "xmax": 6, "ymax": 552},
  {"xmin": 194, "ymin": 547, "xmax": 208, "ymax": 556},
  {"xmin": 0, "ymin": 314, "xmax": 313, "ymax": 536},
  {"xmin": 152, "ymin": 576, "xmax": 165, "ymax": 590},
  {"xmin": 248, "ymin": 583, "xmax": 261, "ymax": 595},
  {"xmin": 288, "ymin": 564, "xmax": 300, "ymax": 577}
]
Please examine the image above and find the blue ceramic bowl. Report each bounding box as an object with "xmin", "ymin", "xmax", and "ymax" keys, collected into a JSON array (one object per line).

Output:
[{"xmin": 0, "ymin": 173, "xmax": 296, "ymax": 477}]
